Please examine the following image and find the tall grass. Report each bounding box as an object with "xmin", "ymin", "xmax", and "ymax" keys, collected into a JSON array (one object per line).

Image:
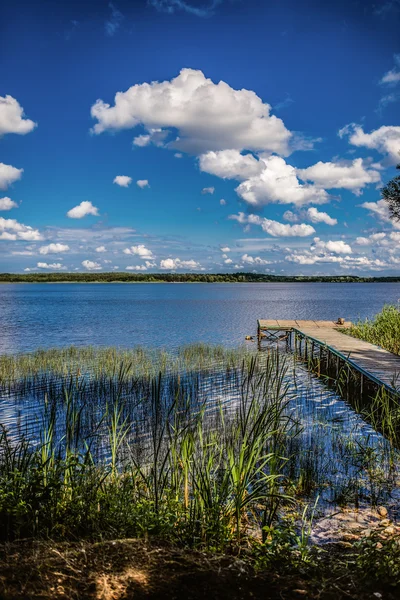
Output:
[
  {"xmin": 1, "ymin": 343, "xmax": 399, "ymax": 551},
  {"xmin": 0, "ymin": 351, "xmax": 298, "ymax": 547},
  {"xmin": 344, "ymin": 304, "xmax": 400, "ymax": 355}
]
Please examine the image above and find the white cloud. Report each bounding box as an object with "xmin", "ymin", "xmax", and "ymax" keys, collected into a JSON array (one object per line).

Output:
[
  {"xmin": 37, "ymin": 262, "xmax": 66, "ymax": 270},
  {"xmin": 0, "ymin": 217, "xmax": 43, "ymax": 241},
  {"xmin": 235, "ymin": 156, "xmax": 329, "ymax": 207},
  {"xmin": 360, "ymin": 199, "xmax": 400, "ymax": 229},
  {"xmin": 0, "ymin": 95, "xmax": 36, "ymax": 137},
  {"xmin": 201, "ymin": 186, "xmax": 215, "ymax": 195},
  {"xmin": 283, "ymin": 210, "xmax": 298, "ymax": 222},
  {"xmin": 96, "ymin": 245, "xmax": 107, "ymax": 252},
  {"xmin": 67, "ymin": 201, "xmax": 99, "ymax": 219},
  {"xmin": 220, "ymin": 246, "xmax": 230, "ymax": 252},
  {"xmin": 241, "ymin": 254, "xmax": 273, "ymax": 265},
  {"xmin": 0, "ymin": 197, "xmax": 18, "ymax": 211},
  {"xmin": 90, "ymin": 68, "xmax": 292, "ymax": 155},
  {"xmin": 297, "ymin": 158, "xmax": 381, "ymax": 195},
  {"xmin": 311, "ymin": 237, "xmax": 352, "ymax": 254},
  {"xmin": 113, "ymin": 175, "xmax": 132, "ymax": 187},
  {"xmin": 339, "ymin": 124, "xmax": 400, "ymax": 164},
  {"xmin": 220, "ymin": 198, "xmax": 226, "ymax": 206},
  {"xmin": 136, "ymin": 179, "xmax": 149, "ymax": 188},
  {"xmin": 355, "ymin": 232, "xmax": 386, "ymax": 246},
  {"xmin": 0, "ymin": 163, "xmax": 23, "ymax": 190},
  {"xmin": 126, "ymin": 265, "xmax": 147, "ymax": 271},
  {"xmin": 133, "ymin": 128, "xmax": 169, "ymax": 147},
  {"xmin": 380, "ymin": 54, "xmax": 400, "ymax": 85},
  {"xmin": 224, "ymin": 258, "xmax": 233, "ymax": 264},
  {"xmin": 229, "ymin": 212, "xmax": 315, "ymax": 237},
  {"xmin": 39, "ymin": 243, "xmax": 70, "ymax": 255},
  {"xmin": 174, "ymin": 152, "xmax": 183, "ymax": 158},
  {"xmin": 199, "ymin": 150, "xmax": 264, "ymax": 180},
  {"xmin": 82, "ymin": 259, "xmax": 102, "ymax": 270},
  {"xmin": 123, "ymin": 244, "xmax": 154, "ymax": 259},
  {"xmin": 306, "ymin": 207, "xmax": 337, "ymax": 226},
  {"xmin": 160, "ymin": 257, "xmax": 202, "ymax": 270}
]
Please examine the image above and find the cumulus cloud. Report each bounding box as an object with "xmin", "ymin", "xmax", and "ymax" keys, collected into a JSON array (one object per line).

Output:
[
  {"xmin": 0, "ymin": 217, "xmax": 43, "ymax": 241},
  {"xmin": 229, "ymin": 212, "xmax": 316, "ymax": 237},
  {"xmin": 67, "ymin": 201, "xmax": 99, "ymax": 219},
  {"xmin": 39, "ymin": 243, "xmax": 70, "ymax": 255},
  {"xmin": 360, "ymin": 199, "xmax": 400, "ymax": 229},
  {"xmin": 297, "ymin": 158, "xmax": 381, "ymax": 195},
  {"xmin": 126, "ymin": 265, "xmax": 147, "ymax": 271},
  {"xmin": 136, "ymin": 179, "xmax": 149, "ymax": 188},
  {"xmin": 90, "ymin": 68, "xmax": 292, "ymax": 155},
  {"xmin": 235, "ymin": 156, "xmax": 329, "ymax": 207},
  {"xmin": 241, "ymin": 254, "xmax": 273, "ymax": 265},
  {"xmin": 220, "ymin": 198, "xmax": 226, "ymax": 205},
  {"xmin": 201, "ymin": 186, "xmax": 215, "ymax": 195},
  {"xmin": 199, "ymin": 150, "xmax": 264, "ymax": 180},
  {"xmin": 311, "ymin": 237, "xmax": 352, "ymax": 254},
  {"xmin": 355, "ymin": 233, "xmax": 387, "ymax": 246},
  {"xmin": 82, "ymin": 260, "xmax": 102, "ymax": 270},
  {"xmin": 220, "ymin": 246, "xmax": 230, "ymax": 252},
  {"xmin": 37, "ymin": 262, "xmax": 66, "ymax": 270},
  {"xmin": 306, "ymin": 207, "xmax": 337, "ymax": 226},
  {"xmin": 123, "ymin": 244, "xmax": 154, "ymax": 259},
  {"xmin": 113, "ymin": 175, "xmax": 132, "ymax": 187},
  {"xmin": 160, "ymin": 257, "xmax": 202, "ymax": 270},
  {"xmin": 0, "ymin": 197, "xmax": 18, "ymax": 211},
  {"xmin": 0, "ymin": 95, "xmax": 37, "ymax": 137},
  {"xmin": 0, "ymin": 163, "xmax": 23, "ymax": 190},
  {"xmin": 338, "ymin": 124, "xmax": 400, "ymax": 165},
  {"xmin": 96, "ymin": 245, "xmax": 107, "ymax": 252},
  {"xmin": 133, "ymin": 128, "xmax": 169, "ymax": 147}
]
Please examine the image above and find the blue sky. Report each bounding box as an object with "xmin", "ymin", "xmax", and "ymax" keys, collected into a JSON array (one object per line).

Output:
[{"xmin": 1, "ymin": 0, "xmax": 400, "ymax": 275}]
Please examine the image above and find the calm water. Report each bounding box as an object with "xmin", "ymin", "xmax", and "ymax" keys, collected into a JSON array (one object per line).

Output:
[{"xmin": 1, "ymin": 282, "xmax": 399, "ymax": 354}]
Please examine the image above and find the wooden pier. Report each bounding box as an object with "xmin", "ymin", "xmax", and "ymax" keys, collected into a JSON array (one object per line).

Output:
[{"xmin": 257, "ymin": 319, "xmax": 400, "ymax": 396}]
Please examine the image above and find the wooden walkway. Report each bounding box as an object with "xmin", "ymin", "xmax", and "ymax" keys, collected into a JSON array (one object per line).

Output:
[{"xmin": 258, "ymin": 320, "xmax": 400, "ymax": 391}]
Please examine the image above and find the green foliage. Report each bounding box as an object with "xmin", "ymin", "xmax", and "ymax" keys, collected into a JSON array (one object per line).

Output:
[
  {"xmin": 382, "ymin": 163, "xmax": 400, "ymax": 222},
  {"xmin": 345, "ymin": 304, "xmax": 400, "ymax": 355},
  {"xmin": 1, "ymin": 272, "xmax": 400, "ymax": 283},
  {"xmin": 355, "ymin": 530, "xmax": 400, "ymax": 585}
]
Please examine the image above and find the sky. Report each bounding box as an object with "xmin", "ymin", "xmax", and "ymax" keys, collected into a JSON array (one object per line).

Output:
[{"xmin": 1, "ymin": 0, "xmax": 400, "ymax": 276}]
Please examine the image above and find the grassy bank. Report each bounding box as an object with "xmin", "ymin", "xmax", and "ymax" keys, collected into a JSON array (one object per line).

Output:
[
  {"xmin": 1, "ymin": 344, "xmax": 400, "ymax": 597},
  {"xmin": 345, "ymin": 305, "xmax": 400, "ymax": 355}
]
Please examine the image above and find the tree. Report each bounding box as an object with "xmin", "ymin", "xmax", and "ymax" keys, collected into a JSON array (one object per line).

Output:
[{"xmin": 382, "ymin": 162, "xmax": 400, "ymax": 222}]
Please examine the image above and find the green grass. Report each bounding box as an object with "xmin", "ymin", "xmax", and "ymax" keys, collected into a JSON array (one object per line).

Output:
[{"xmin": 344, "ymin": 305, "xmax": 400, "ymax": 355}]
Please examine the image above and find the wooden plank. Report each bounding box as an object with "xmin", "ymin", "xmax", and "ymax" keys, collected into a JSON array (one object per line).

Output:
[{"xmin": 257, "ymin": 318, "xmax": 400, "ymax": 391}]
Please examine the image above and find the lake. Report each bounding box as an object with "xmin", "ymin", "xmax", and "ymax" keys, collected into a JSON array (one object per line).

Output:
[{"xmin": 1, "ymin": 282, "xmax": 399, "ymax": 354}]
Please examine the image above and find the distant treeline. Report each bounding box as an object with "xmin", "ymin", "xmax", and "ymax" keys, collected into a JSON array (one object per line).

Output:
[{"xmin": 1, "ymin": 272, "xmax": 400, "ymax": 283}]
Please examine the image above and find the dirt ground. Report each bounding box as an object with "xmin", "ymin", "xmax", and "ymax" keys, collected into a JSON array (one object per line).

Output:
[{"xmin": 0, "ymin": 538, "xmax": 398, "ymax": 600}]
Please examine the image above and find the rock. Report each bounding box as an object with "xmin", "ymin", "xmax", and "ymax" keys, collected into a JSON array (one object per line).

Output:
[
  {"xmin": 378, "ymin": 519, "xmax": 390, "ymax": 527},
  {"xmin": 377, "ymin": 506, "xmax": 388, "ymax": 518},
  {"xmin": 245, "ymin": 335, "xmax": 254, "ymax": 340},
  {"xmin": 337, "ymin": 541, "xmax": 353, "ymax": 548},
  {"xmin": 342, "ymin": 533, "xmax": 359, "ymax": 541}
]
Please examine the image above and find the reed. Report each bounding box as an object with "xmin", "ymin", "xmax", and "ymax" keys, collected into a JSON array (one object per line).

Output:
[{"xmin": 344, "ymin": 304, "xmax": 400, "ymax": 355}]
